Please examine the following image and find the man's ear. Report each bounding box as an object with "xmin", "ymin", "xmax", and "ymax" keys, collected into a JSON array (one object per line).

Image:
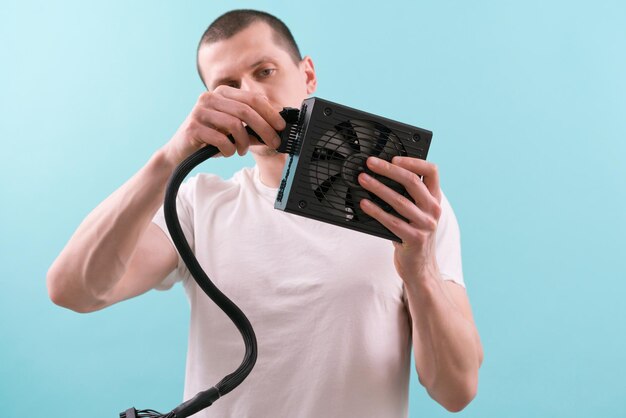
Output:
[{"xmin": 300, "ymin": 56, "xmax": 317, "ymax": 95}]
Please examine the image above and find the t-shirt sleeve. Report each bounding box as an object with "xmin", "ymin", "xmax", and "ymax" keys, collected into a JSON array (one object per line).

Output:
[
  {"xmin": 151, "ymin": 179, "xmax": 195, "ymax": 290},
  {"xmin": 435, "ymin": 190, "xmax": 465, "ymax": 288}
]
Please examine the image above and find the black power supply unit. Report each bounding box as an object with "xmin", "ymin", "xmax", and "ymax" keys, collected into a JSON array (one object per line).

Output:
[{"xmin": 275, "ymin": 97, "xmax": 433, "ymax": 241}]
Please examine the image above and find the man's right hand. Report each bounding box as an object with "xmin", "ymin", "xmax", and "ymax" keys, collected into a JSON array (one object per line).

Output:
[{"xmin": 162, "ymin": 86, "xmax": 287, "ymax": 166}]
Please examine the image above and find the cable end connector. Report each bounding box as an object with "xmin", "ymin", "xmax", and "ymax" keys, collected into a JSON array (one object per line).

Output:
[
  {"xmin": 277, "ymin": 106, "xmax": 303, "ymax": 155},
  {"xmin": 120, "ymin": 407, "xmax": 137, "ymax": 418},
  {"xmin": 279, "ymin": 107, "xmax": 300, "ymax": 124}
]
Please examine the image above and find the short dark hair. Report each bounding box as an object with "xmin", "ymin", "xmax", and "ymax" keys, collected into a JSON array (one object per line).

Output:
[{"xmin": 196, "ymin": 9, "xmax": 302, "ymax": 87}]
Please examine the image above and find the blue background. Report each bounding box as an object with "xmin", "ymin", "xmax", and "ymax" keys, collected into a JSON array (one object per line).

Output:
[{"xmin": 1, "ymin": 1, "xmax": 625, "ymax": 417}]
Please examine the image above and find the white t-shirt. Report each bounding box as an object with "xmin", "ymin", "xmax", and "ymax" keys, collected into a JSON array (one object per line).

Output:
[{"xmin": 152, "ymin": 164, "xmax": 464, "ymax": 418}]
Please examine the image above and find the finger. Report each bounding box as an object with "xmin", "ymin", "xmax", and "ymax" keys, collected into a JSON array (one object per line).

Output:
[
  {"xmin": 215, "ymin": 86, "xmax": 286, "ymax": 130},
  {"xmin": 199, "ymin": 90, "xmax": 282, "ymax": 149},
  {"xmin": 391, "ymin": 156, "xmax": 442, "ymax": 202},
  {"xmin": 207, "ymin": 87, "xmax": 284, "ymax": 146},
  {"xmin": 193, "ymin": 107, "xmax": 248, "ymax": 156},
  {"xmin": 358, "ymin": 172, "xmax": 433, "ymax": 229},
  {"xmin": 228, "ymin": 123, "xmax": 252, "ymax": 156},
  {"xmin": 214, "ymin": 95, "xmax": 281, "ymax": 148},
  {"xmin": 359, "ymin": 198, "xmax": 414, "ymax": 242},
  {"xmin": 191, "ymin": 120, "xmax": 236, "ymax": 157},
  {"xmin": 365, "ymin": 156, "xmax": 437, "ymax": 211},
  {"xmin": 218, "ymin": 114, "xmax": 250, "ymax": 156}
]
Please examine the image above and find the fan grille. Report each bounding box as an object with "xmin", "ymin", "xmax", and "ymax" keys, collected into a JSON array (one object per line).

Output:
[{"xmin": 307, "ymin": 119, "xmax": 409, "ymax": 222}]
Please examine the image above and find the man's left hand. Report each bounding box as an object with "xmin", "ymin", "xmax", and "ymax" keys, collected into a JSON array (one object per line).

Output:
[{"xmin": 357, "ymin": 156, "xmax": 442, "ymax": 284}]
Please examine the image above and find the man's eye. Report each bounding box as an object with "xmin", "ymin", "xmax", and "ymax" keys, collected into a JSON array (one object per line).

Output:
[{"xmin": 258, "ymin": 68, "xmax": 276, "ymax": 77}]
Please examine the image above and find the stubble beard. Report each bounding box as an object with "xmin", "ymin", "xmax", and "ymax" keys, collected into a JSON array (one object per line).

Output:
[{"xmin": 249, "ymin": 144, "xmax": 280, "ymax": 157}]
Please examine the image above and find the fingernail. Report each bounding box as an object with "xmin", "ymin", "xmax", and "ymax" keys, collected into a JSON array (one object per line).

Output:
[{"xmin": 369, "ymin": 157, "xmax": 381, "ymax": 166}]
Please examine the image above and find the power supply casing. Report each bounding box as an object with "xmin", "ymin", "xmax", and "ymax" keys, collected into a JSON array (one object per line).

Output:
[{"xmin": 275, "ymin": 97, "xmax": 433, "ymax": 241}]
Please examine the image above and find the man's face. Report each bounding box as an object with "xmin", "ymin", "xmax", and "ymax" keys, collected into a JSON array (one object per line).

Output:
[{"xmin": 197, "ymin": 22, "xmax": 316, "ymax": 155}]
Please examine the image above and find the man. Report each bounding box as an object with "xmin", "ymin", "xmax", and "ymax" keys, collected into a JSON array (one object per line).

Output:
[{"xmin": 47, "ymin": 9, "xmax": 483, "ymax": 417}]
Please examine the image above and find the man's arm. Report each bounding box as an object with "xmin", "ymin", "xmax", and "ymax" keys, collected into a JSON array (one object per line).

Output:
[
  {"xmin": 47, "ymin": 87, "xmax": 286, "ymax": 312},
  {"xmin": 46, "ymin": 150, "xmax": 179, "ymax": 312},
  {"xmin": 404, "ymin": 276, "xmax": 483, "ymax": 412},
  {"xmin": 357, "ymin": 155, "xmax": 482, "ymax": 411}
]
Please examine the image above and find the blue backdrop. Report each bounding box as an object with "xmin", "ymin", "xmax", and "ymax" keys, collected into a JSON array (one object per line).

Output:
[{"xmin": 1, "ymin": 1, "xmax": 625, "ymax": 417}]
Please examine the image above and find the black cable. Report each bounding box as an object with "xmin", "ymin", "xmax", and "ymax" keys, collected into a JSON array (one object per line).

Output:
[
  {"xmin": 164, "ymin": 142, "xmax": 256, "ymax": 417},
  {"xmin": 120, "ymin": 108, "xmax": 301, "ymax": 418}
]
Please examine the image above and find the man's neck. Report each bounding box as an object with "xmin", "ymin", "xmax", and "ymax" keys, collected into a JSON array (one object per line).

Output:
[{"xmin": 253, "ymin": 150, "xmax": 288, "ymax": 188}]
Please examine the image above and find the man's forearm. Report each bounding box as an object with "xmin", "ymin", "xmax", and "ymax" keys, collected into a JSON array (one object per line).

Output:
[
  {"xmin": 405, "ymin": 270, "xmax": 482, "ymax": 412},
  {"xmin": 46, "ymin": 148, "xmax": 176, "ymax": 310}
]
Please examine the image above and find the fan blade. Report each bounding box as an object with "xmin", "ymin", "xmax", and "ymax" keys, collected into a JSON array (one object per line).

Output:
[
  {"xmin": 345, "ymin": 186, "xmax": 373, "ymax": 221},
  {"xmin": 308, "ymin": 159, "xmax": 343, "ymax": 190},
  {"xmin": 313, "ymin": 174, "xmax": 337, "ymax": 203},
  {"xmin": 334, "ymin": 121, "xmax": 361, "ymax": 152},
  {"xmin": 316, "ymin": 129, "xmax": 355, "ymax": 157},
  {"xmin": 351, "ymin": 120, "xmax": 380, "ymax": 155},
  {"xmin": 328, "ymin": 178, "xmax": 349, "ymax": 210},
  {"xmin": 314, "ymin": 174, "xmax": 350, "ymax": 212},
  {"xmin": 376, "ymin": 128, "xmax": 406, "ymax": 160}
]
